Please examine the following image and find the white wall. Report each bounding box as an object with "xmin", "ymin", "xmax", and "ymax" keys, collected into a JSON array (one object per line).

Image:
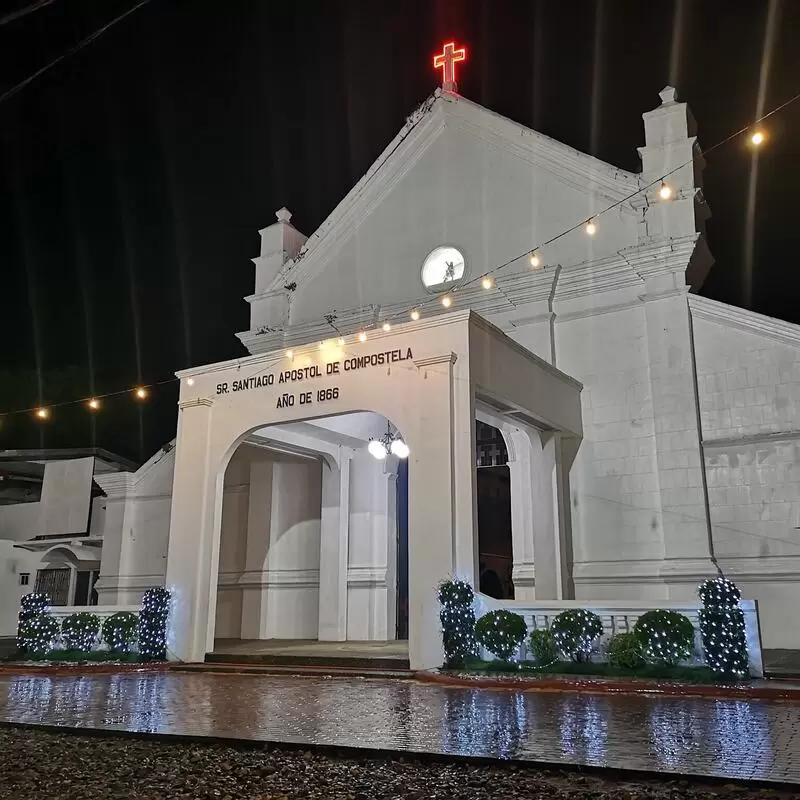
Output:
[
  {"xmin": 0, "ymin": 542, "xmax": 43, "ymax": 636},
  {"xmin": 693, "ymin": 308, "xmax": 800, "ymax": 648}
]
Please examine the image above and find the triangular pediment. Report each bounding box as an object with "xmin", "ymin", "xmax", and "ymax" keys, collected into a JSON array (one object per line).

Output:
[{"xmin": 241, "ymin": 90, "xmax": 647, "ymax": 350}]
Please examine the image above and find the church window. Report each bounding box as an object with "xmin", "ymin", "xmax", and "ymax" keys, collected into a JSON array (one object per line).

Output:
[{"xmin": 421, "ymin": 246, "xmax": 465, "ymax": 291}]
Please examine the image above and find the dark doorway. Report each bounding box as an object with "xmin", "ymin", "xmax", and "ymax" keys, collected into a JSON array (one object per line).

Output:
[
  {"xmin": 476, "ymin": 423, "xmax": 514, "ymax": 599},
  {"xmin": 396, "ymin": 458, "xmax": 409, "ymax": 639}
]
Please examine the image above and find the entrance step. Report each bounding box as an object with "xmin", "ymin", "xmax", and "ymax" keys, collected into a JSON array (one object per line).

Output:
[
  {"xmin": 205, "ymin": 652, "xmax": 409, "ymax": 671},
  {"xmin": 177, "ymin": 661, "xmax": 414, "ymax": 679}
]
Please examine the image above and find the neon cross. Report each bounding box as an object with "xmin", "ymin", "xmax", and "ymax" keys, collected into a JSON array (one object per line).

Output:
[{"xmin": 434, "ymin": 41, "xmax": 466, "ymax": 92}]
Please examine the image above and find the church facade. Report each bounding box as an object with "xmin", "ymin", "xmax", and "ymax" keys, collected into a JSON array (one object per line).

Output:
[{"xmin": 69, "ymin": 76, "xmax": 800, "ymax": 667}]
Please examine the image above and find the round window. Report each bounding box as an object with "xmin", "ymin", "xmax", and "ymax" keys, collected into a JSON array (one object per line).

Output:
[{"xmin": 421, "ymin": 246, "xmax": 465, "ymax": 291}]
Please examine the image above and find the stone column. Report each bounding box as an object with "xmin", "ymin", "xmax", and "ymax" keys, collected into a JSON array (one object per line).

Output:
[
  {"xmin": 409, "ymin": 353, "xmax": 476, "ymax": 670},
  {"xmin": 164, "ymin": 398, "xmax": 216, "ymax": 662},
  {"xmin": 318, "ymin": 451, "xmax": 351, "ymax": 641},
  {"xmin": 505, "ymin": 429, "xmax": 536, "ymax": 601}
]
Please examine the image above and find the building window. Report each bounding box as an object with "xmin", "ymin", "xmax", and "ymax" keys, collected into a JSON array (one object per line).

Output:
[
  {"xmin": 421, "ymin": 245, "xmax": 465, "ymax": 291},
  {"xmin": 19, "ymin": 573, "xmax": 29, "ymax": 586}
]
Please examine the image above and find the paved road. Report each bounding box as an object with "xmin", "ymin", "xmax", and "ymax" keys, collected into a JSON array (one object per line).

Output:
[{"xmin": 0, "ymin": 672, "xmax": 798, "ymax": 783}]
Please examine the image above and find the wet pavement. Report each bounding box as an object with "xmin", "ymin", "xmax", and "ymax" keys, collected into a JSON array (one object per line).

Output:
[{"xmin": 0, "ymin": 672, "xmax": 798, "ymax": 784}]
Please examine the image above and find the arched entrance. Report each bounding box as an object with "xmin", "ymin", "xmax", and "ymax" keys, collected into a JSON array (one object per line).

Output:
[{"xmin": 211, "ymin": 411, "xmax": 409, "ymax": 654}]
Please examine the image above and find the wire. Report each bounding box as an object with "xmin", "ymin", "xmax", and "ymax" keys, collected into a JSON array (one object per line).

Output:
[
  {"xmin": 0, "ymin": 0, "xmax": 58, "ymax": 29},
  {"xmin": 0, "ymin": 0, "xmax": 153, "ymax": 108}
]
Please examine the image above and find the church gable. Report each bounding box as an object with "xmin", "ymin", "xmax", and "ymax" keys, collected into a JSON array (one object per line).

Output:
[{"xmin": 240, "ymin": 86, "xmax": 706, "ymax": 353}]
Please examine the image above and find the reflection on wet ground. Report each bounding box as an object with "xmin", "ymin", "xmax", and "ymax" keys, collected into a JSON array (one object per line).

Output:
[{"xmin": 0, "ymin": 672, "xmax": 797, "ymax": 783}]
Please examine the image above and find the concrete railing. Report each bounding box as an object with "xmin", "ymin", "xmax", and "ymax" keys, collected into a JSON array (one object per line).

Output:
[
  {"xmin": 474, "ymin": 593, "xmax": 764, "ymax": 678},
  {"xmin": 46, "ymin": 605, "xmax": 139, "ymax": 651}
]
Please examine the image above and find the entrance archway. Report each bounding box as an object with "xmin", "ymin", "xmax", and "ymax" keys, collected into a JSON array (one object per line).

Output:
[{"xmin": 211, "ymin": 411, "xmax": 409, "ymax": 653}]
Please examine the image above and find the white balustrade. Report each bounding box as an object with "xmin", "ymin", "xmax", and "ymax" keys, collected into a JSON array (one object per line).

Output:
[
  {"xmin": 46, "ymin": 605, "xmax": 140, "ymax": 652},
  {"xmin": 474, "ymin": 593, "xmax": 764, "ymax": 677}
]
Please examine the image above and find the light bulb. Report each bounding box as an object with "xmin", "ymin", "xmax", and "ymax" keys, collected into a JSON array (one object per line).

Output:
[
  {"xmin": 382, "ymin": 322, "xmax": 391, "ymax": 332},
  {"xmin": 368, "ymin": 439, "xmax": 388, "ymax": 460},
  {"xmin": 286, "ymin": 350, "xmax": 293, "ymax": 359},
  {"xmin": 35, "ymin": 408, "xmax": 49, "ymax": 420},
  {"xmin": 134, "ymin": 387, "xmax": 148, "ymax": 400},
  {"xmin": 751, "ymin": 130, "xmax": 765, "ymax": 146},
  {"xmin": 337, "ymin": 337, "xmax": 345, "ymax": 346},
  {"xmin": 529, "ymin": 252, "xmax": 541, "ymax": 269},
  {"xmin": 441, "ymin": 295, "xmax": 452, "ymax": 308},
  {"xmin": 87, "ymin": 398, "xmax": 100, "ymax": 411},
  {"xmin": 659, "ymin": 182, "xmax": 673, "ymax": 200},
  {"xmin": 481, "ymin": 276, "xmax": 493, "ymax": 290},
  {"xmin": 186, "ymin": 378, "xmax": 194, "ymax": 387},
  {"xmin": 410, "ymin": 309, "xmax": 420, "ymax": 321},
  {"xmin": 390, "ymin": 438, "xmax": 410, "ymax": 458},
  {"xmin": 358, "ymin": 331, "xmax": 367, "ymax": 342},
  {"xmin": 585, "ymin": 220, "xmax": 597, "ymax": 236}
]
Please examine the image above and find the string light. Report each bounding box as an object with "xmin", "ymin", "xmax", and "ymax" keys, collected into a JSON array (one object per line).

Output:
[
  {"xmin": 529, "ymin": 252, "xmax": 541, "ymax": 269},
  {"xmin": 139, "ymin": 587, "xmax": 170, "ymax": 660},
  {"xmin": 87, "ymin": 398, "xmax": 100, "ymax": 411},
  {"xmin": 550, "ymin": 609, "xmax": 603, "ymax": 661},
  {"xmin": 410, "ymin": 309, "xmax": 420, "ymax": 321},
  {"xmin": 382, "ymin": 322, "xmax": 392, "ymax": 332},
  {"xmin": 633, "ymin": 609, "xmax": 694, "ymax": 666},
  {"xmin": 285, "ymin": 350, "xmax": 293, "ymax": 359},
  {"xmin": 134, "ymin": 387, "xmax": 148, "ymax": 400},
  {"xmin": 438, "ymin": 579, "xmax": 477, "ymax": 668},
  {"xmin": 34, "ymin": 408, "xmax": 49, "ymax": 420},
  {"xmin": 585, "ymin": 219, "xmax": 597, "ymax": 236},
  {"xmin": 337, "ymin": 337, "xmax": 345, "ymax": 346},
  {"xmin": 441, "ymin": 295, "xmax": 452, "ymax": 308},
  {"xmin": 358, "ymin": 331, "xmax": 367, "ymax": 342},
  {"xmin": 61, "ymin": 611, "xmax": 100, "ymax": 651},
  {"xmin": 17, "ymin": 592, "xmax": 49, "ymax": 652},
  {"xmin": 698, "ymin": 577, "xmax": 748, "ymax": 677},
  {"xmin": 481, "ymin": 276, "xmax": 493, "ymax": 290},
  {"xmin": 659, "ymin": 181, "xmax": 673, "ymax": 200},
  {"xmin": 102, "ymin": 611, "xmax": 139, "ymax": 654},
  {"xmin": 186, "ymin": 378, "xmax": 194, "ymax": 387},
  {"xmin": 475, "ymin": 609, "xmax": 527, "ymax": 661},
  {"xmin": 750, "ymin": 130, "xmax": 765, "ymax": 146}
]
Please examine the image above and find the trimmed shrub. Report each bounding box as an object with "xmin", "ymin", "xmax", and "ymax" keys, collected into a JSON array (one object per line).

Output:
[
  {"xmin": 102, "ymin": 612, "xmax": 139, "ymax": 654},
  {"xmin": 698, "ymin": 577, "xmax": 748, "ymax": 677},
  {"xmin": 17, "ymin": 592, "xmax": 49, "ymax": 651},
  {"xmin": 437, "ymin": 580, "xmax": 477, "ymax": 668},
  {"xmin": 634, "ymin": 609, "xmax": 694, "ymax": 666},
  {"xmin": 475, "ymin": 610, "xmax": 527, "ymax": 661},
  {"xmin": 550, "ymin": 609, "xmax": 603, "ymax": 662},
  {"xmin": 61, "ymin": 612, "xmax": 101, "ymax": 651},
  {"xmin": 529, "ymin": 628, "xmax": 557, "ymax": 665},
  {"xmin": 608, "ymin": 632, "xmax": 645, "ymax": 670},
  {"xmin": 139, "ymin": 587, "xmax": 171, "ymax": 660},
  {"xmin": 18, "ymin": 613, "xmax": 60, "ymax": 656}
]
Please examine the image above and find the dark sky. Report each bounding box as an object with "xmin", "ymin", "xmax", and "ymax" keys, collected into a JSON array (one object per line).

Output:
[{"xmin": 1, "ymin": 0, "xmax": 799, "ymax": 463}]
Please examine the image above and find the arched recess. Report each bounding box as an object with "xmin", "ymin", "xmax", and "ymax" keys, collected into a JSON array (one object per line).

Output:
[
  {"xmin": 209, "ymin": 410, "xmax": 411, "ymax": 652},
  {"xmin": 37, "ymin": 544, "xmax": 101, "ymax": 606}
]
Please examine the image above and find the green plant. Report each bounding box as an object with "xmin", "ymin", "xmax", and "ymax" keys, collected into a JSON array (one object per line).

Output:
[
  {"xmin": 475, "ymin": 610, "xmax": 527, "ymax": 661},
  {"xmin": 437, "ymin": 580, "xmax": 477, "ymax": 668},
  {"xmin": 61, "ymin": 612, "xmax": 101, "ymax": 651},
  {"xmin": 529, "ymin": 628, "xmax": 557, "ymax": 665},
  {"xmin": 139, "ymin": 587, "xmax": 171, "ymax": 660},
  {"xmin": 550, "ymin": 609, "xmax": 603, "ymax": 661},
  {"xmin": 102, "ymin": 612, "xmax": 139, "ymax": 653},
  {"xmin": 608, "ymin": 632, "xmax": 645, "ymax": 669},
  {"xmin": 698, "ymin": 577, "xmax": 748, "ymax": 677},
  {"xmin": 18, "ymin": 613, "xmax": 60, "ymax": 656},
  {"xmin": 17, "ymin": 593, "xmax": 49, "ymax": 651},
  {"xmin": 633, "ymin": 609, "xmax": 694, "ymax": 666}
]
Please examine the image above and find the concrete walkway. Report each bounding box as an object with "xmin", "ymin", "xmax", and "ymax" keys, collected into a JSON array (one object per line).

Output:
[{"xmin": 1, "ymin": 671, "xmax": 799, "ymax": 784}]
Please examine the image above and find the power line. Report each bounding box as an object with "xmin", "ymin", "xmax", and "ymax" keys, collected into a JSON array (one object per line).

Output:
[
  {"xmin": 0, "ymin": 0, "xmax": 153, "ymax": 108},
  {"xmin": 0, "ymin": 0, "xmax": 58, "ymax": 29}
]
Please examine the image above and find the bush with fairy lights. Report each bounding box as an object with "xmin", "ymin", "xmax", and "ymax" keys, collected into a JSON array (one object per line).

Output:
[
  {"xmin": 698, "ymin": 577, "xmax": 749, "ymax": 678},
  {"xmin": 139, "ymin": 587, "xmax": 171, "ymax": 660},
  {"xmin": 61, "ymin": 612, "xmax": 101, "ymax": 652},
  {"xmin": 17, "ymin": 592, "xmax": 50, "ymax": 652},
  {"xmin": 18, "ymin": 614, "xmax": 60, "ymax": 656},
  {"xmin": 475, "ymin": 610, "xmax": 527, "ymax": 661},
  {"xmin": 550, "ymin": 609, "xmax": 603, "ymax": 662},
  {"xmin": 633, "ymin": 609, "xmax": 694, "ymax": 666},
  {"xmin": 608, "ymin": 632, "xmax": 645, "ymax": 670},
  {"xmin": 102, "ymin": 612, "xmax": 139, "ymax": 654},
  {"xmin": 437, "ymin": 579, "xmax": 477, "ymax": 668}
]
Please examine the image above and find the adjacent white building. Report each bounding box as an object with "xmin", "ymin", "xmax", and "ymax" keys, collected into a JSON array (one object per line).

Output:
[{"xmin": 6, "ymin": 78, "xmax": 800, "ymax": 669}]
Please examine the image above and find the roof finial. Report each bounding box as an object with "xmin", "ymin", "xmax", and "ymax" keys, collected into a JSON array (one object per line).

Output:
[
  {"xmin": 659, "ymin": 86, "xmax": 678, "ymax": 105},
  {"xmin": 433, "ymin": 41, "xmax": 467, "ymax": 93},
  {"xmin": 275, "ymin": 207, "xmax": 292, "ymax": 223}
]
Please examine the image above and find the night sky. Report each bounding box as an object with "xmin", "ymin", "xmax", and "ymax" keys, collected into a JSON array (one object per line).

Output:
[{"xmin": 1, "ymin": 0, "xmax": 799, "ymax": 463}]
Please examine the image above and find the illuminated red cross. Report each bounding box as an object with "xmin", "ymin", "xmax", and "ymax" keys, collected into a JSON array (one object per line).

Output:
[{"xmin": 433, "ymin": 41, "xmax": 466, "ymax": 92}]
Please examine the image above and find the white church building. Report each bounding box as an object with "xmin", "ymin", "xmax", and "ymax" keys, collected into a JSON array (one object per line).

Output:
[{"xmin": 5, "ymin": 55, "xmax": 800, "ymax": 670}]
